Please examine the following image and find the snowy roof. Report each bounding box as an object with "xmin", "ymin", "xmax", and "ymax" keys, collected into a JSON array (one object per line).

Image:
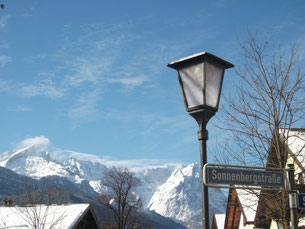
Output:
[
  {"xmin": 227, "ymin": 129, "xmax": 304, "ymax": 228},
  {"xmin": 0, "ymin": 203, "xmax": 92, "ymax": 229},
  {"xmin": 214, "ymin": 213, "xmax": 226, "ymax": 229},
  {"xmin": 236, "ymin": 189, "xmax": 259, "ymax": 223},
  {"xmin": 285, "ymin": 129, "xmax": 305, "ymax": 168}
]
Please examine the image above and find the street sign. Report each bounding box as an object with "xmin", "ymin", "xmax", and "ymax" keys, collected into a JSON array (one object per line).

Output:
[
  {"xmin": 207, "ymin": 167, "xmax": 285, "ymax": 187},
  {"xmin": 297, "ymin": 193, "xmax": 305, "ymax": 209}
]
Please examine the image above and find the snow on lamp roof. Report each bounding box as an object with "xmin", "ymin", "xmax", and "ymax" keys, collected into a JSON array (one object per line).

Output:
[{"xmin": 0, "ymin": 203, "xmax": 92, "ymax": 229}]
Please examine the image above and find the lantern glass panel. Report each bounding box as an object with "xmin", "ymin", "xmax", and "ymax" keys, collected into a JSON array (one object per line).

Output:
[
  {"xmin": 205, "ymin": 62, "xmax": 224, "ymax": 108},
  {"xmin": 179, "ymin": 63, "xmax": 203, "ymax": 109}
]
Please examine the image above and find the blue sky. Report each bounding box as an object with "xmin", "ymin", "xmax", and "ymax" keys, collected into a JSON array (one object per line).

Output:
[{"xmin": 0, "ymin": 0, "xmax": 305, "ymax": 165}]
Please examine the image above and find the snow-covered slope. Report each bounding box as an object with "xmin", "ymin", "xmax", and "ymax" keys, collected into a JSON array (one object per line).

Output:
[
  {"xmin": 0, "ymin": 144, "xmax": 226, "ymax": 227},
  {"xmin": 148, "ymin": 164, "xmax": 201, "ymax": 222},
  {"xmin": 147, "ymin": 163, "xmax": 226, "ymax": 226},
  {"xmin": 0, "ymin": 145, "xmax": 70, "ymax": 178},
  {"xmin": 0, "ymin": 147, "xmax": 109, "ymax": 185}
]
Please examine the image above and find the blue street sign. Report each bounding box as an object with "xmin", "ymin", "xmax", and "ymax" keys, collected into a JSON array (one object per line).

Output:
[{"xmin": 298, "ymin": 193, "xmax": 305, "ymax": 209}]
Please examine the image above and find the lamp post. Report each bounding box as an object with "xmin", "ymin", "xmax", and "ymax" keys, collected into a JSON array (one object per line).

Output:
[{"xmin": 167, "ymin": 52, "xmax": 233, "ymax": 229}]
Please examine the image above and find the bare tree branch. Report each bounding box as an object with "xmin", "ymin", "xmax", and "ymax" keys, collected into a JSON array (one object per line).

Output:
[
  {"xmin": 98, "ymin": 167, "xmax": 145, "ymax": 229},
  {"xmin": 215, "ymin": 32, "xmax": 305, "ymax": 228}
]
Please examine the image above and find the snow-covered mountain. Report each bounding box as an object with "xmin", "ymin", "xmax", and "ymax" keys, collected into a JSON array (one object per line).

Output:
[
  {"xmin": 0, "ymin": 144, "xmax": 226, "ymax": 228},
  {"xmin": 147, "ymin": 163, "xmax": 226, "ymax": 228}
]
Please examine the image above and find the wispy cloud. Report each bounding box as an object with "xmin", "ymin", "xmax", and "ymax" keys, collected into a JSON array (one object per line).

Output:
[
  {"xmin": 296, "ymin": 31, "xmax": 305, "ymax": 61},
  {"xmin": 101, "ymin": 108, "xmax": 195, "ymax": 144},
  {"xmin": 0, "ymin": 40, "xmax": 9, "ymax": 49},
  {"xmin": 100, "ymin": 158, "xmax": 182, "ymax": 172},
  {"xmin": 0, "ymin": 55, "xmax": 12, "ymax": 67},
  {"xmin": 21, "ymin": 13, "xmax": 33, "ymax": 18},
  {"xmin": 8, "ymin": 105, "xmax": 32, "ymax": 112},
  {"xmin": 43, "ymin": 22, "xmax": 151, "ymax": 121},
  {"xmin": 0, "ymin": 14, "xmax": 11, "ymax": 31},
  {"xmin": 20, "ymin": 79, "xmax": 65, "ymax": 99},
  {"xmin": 0, "ymin": 80, "xmax": 11, "ymax": 92},
  {"xmin": 141, "ymin": 115, "xmax": 192, "ymax": 136},
  {"xmin": 61, "ymin": 57, "xmax": 110, "ymax": 87},
  {"xmin": 24, "ymin": 53, "xmax": 48, "ymax": 63},
  {"xmin": 52, "ymin": 149, "xmax": 182, "ymax": 172},
  {"xmin": 108, "ymin": 74, "xmax": 149, "ymax": 88},
  {"xmin": 10, "ymin": 21, "xmax": 177, "ymax": 124},
  {"xmin": 67, "ymin": 88, "xmax": 103, "ymax": 124}
]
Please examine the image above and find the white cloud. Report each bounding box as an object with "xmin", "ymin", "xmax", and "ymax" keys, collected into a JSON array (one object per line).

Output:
[
  {"xmin": 108, "ymin": 74, "xmax": 149, "ymax": 87},
  {"xmin": 8, "ymin": 105, "xmax": 32, "ymax": 112},
  {"xmin": 20, "ymin": 79, "xmax": 65, "ymax": 99},
  {"xmin": 0, "ymin": 55, "xmax": 12, "ymax": 67},
  {"xmin": 0, "ymin": 14, "xmax": 11, "ymax": 31},
  {"xmin": 0, "ymin": 40, "xmax": 9, "ymax": 49},
  {"xmin": 102, "ymin": 158, "xmax": 183, "ymax": 172},
  {"xmin": 52, "ymin": 149, "xmax": 182, "ymax": 172},
  {"xmin": 24, "ymin": 53, "xmax": 48, "ymax": 63},
  {"xmin": 0, "ymin": 80, "xmax": 11, "ymax": 92},
  {"xmin": 8, "ymin": 21, "xmax": 172, "ymax": 124},
  {"xmin": 296, "ymin": 33, "xmax": 305, "ymax": 61},
  {"xmin": 61, "ymin": 58, "xmax": 110, "ymax": 87},
  {"xmin": 67, "ymin": 89, "xmax": 102, "ymax": 123},
  {"xmin": 21, "ymin": 13, "xmax": 33, "ymax": 18},
  {"xmin": 16, "ymin": 136, "xmax": 51, "ymax": 151},
  {"xmin": 140, "ymin": 114, "xmax": 193, "ymax": 137}
]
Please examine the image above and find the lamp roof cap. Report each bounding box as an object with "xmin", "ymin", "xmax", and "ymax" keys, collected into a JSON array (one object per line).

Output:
[{"xmin": 167, "ymin": 51, "xmax": 234, "ymax": 70}]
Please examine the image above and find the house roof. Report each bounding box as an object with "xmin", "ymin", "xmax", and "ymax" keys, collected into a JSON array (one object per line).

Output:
[
  {"xmin": 285, "ymin": 129, "xmax": 305, "ymax": 168},
  {"xmin": 0, "ymin": 203, "xmax": 95, "ymax": 229},
  {"xmin": 223, "ymin": 188, "xmax": 258, "ymax": 229},
  {"xmin": 213, "ymin": 213, "xmax": 226, "ymax": 229},
  {"xmin": 236, "ymin": 188, "xmax": 259, "ymax": 223},
  {"xmin": 279, "ymin": 128, "xmax": 305, "ymax": 185},
  {"xmin": 221, "ymin": 129, "xmax": 305, "ymax": 228}
]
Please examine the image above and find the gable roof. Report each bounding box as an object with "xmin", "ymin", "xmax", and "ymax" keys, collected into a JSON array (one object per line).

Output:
[
  {"xmin": 224, "ymin": 188, "xmax": 241, "ymax": 228},
  {"xmin": 221, "ymin": 129, "xmax": 305, "ymax": 228},
  {"xmin": 254, "ymin": 128, "xmax": 305, "ymax": 227},
  {"xmin": 0, "ymin": 203, "xmax": 99, "ymax": 229},
  {"xmin": 236, "ymin": 189, "xmax": 259, "ymax": 224},
  {"xmin": 285, "ymin": 129, "xmax": 305, "ymax": 173},
  {"xmin": 212, "ymin": 213, "xmax": 226, "ymax": 229},
  {"xmin": 223, "ymin": 187, "xmax": 258, "ymax": 229}
]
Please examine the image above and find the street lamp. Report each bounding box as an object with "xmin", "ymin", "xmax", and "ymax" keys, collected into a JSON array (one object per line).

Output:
[{"xmin": 167, "ymin": 52, "xmax": 233, "ymax": 229}]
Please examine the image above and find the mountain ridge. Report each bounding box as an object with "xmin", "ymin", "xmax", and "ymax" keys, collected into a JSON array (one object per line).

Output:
[
  {"xmin": 0, "ymin": 166, "xmax": 186, "ymax": 229},
  {"xmin": 0, "ymin": 144, "xmax": 226, "ymax": 228}
]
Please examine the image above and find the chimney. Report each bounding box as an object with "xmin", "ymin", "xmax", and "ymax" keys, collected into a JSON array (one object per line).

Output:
[{"xmin": 3, "ymin": 197, "xmax": 13, "ymax": 207}]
